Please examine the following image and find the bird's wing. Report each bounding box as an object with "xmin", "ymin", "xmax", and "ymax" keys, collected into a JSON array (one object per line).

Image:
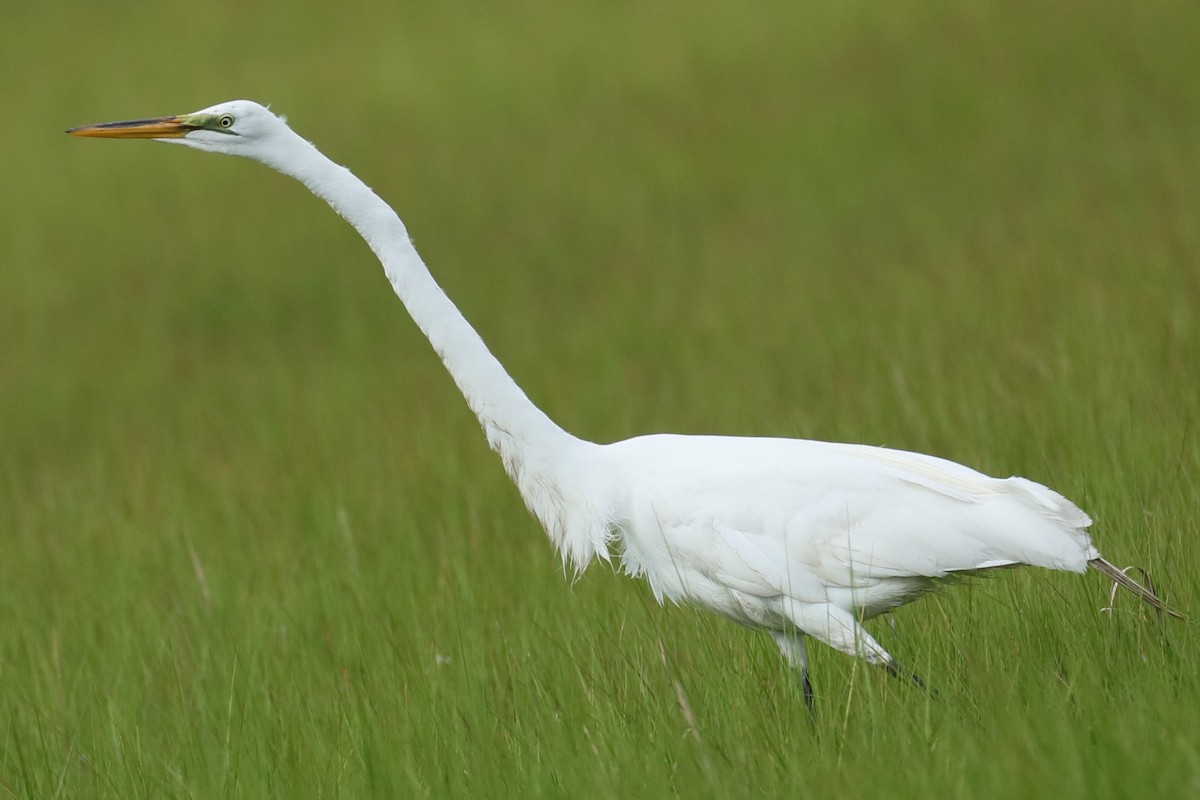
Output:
[
  {"xmin": 853, "ymin": 446, "xmax": 1091, "ymax": 529},
  {"xmin": 615, "ymin": 436, "xmax": 1095, "ymax": 607},
  {"xmin": 709, "ymin": 520, "xmax": 822, "ymax": 598}
]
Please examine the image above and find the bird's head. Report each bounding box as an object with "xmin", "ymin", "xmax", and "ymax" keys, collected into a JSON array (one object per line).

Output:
[{"xmin": 67, "ymin": 100, "xmax": 288, "ymax": 158}]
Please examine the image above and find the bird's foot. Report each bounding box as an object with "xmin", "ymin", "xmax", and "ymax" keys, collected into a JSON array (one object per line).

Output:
[{"xmin": 884, "ymin": 661, "xmax": 937, "ymax": 697}]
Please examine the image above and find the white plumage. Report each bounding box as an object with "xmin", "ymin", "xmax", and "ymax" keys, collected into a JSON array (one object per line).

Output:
[
  {"xmin": 69, "ymin": 100, "xmax": 1181, "ymax": 706},
  {"xmin": 607, "ymin": 436, "xmax": 1102, "ymax": 668}
]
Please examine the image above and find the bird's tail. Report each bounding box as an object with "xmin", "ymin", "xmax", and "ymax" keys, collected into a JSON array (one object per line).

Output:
[{"xmin": 1088, "ymin": 557, "xmax": 1186, "ymax": 620}]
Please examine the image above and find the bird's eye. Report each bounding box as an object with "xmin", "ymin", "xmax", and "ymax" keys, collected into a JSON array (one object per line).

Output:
[{"xmin": 218, "ymin": 114, "xmax": 234, "ymax": 129}]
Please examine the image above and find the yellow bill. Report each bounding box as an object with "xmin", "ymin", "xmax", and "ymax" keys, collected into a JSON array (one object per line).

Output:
[{"xmin": 66, "ymin": 116, "xmax": 197, "ymax": 139}]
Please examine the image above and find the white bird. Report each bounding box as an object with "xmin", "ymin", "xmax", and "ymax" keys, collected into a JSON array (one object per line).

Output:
[{"xmin": 68, "ymin": 101, "xmax": 1182, "ymax": 708}]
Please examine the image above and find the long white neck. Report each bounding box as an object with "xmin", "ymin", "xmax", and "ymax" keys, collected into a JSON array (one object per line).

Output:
[{"xmin": 249, "ymin": 126, "xmax": 612, "ymax": 567}]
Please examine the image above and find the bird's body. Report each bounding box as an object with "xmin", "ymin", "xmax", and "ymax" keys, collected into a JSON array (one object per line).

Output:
[
  {"xmin": 68, "ymin": 101, "xmax": 1181, "ymax": 704},
  {"xmin": 559, "ymin": 433, "xmax": 1097, "ymax": 669}
]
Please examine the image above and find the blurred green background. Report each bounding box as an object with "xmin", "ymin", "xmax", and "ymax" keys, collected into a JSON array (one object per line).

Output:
[{"xmin": 2, "ymin": 0, "xmax": 1197, "ymax": 797}]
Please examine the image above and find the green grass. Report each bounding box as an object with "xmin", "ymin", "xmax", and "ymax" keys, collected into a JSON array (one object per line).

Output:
[{"xmin": 2, "ymin": 0, "xmax": 1198, "ymax": 796}]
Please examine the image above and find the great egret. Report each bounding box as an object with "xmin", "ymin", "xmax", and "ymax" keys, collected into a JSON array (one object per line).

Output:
[{"xmin": 68, "ymin": 101, "xmax": 1182, "ymax": 708}]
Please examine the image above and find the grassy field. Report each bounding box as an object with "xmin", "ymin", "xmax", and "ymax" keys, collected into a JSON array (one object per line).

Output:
[{"xmin": 2, "ymin": 0, "xmax": 1198, "ymax": 796}]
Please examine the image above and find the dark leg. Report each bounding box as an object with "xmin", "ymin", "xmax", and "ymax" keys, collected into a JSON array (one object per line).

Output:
[
  {"xmin": 771, "ymin": 631, "xmax": 816, "ymax": 715},
  {"xmin": 885, "ymin": 660, "xmax": 935, "ymax": 696}
]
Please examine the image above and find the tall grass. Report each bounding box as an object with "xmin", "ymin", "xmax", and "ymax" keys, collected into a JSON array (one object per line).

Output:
[{"xmin": 2, "ymin": 0, "xmax": 1197, "ymax": 796}]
